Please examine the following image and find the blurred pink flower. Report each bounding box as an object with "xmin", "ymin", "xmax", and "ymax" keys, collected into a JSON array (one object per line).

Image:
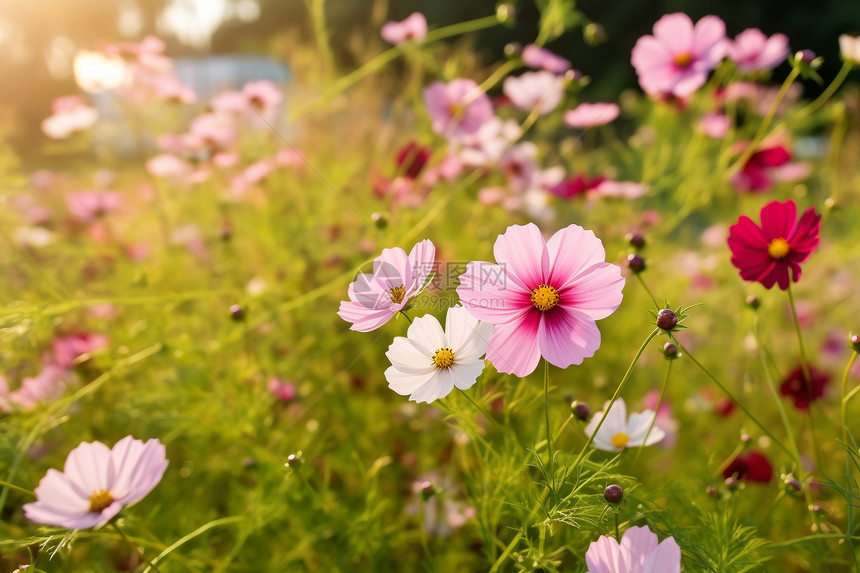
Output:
[
  {"xmin": 151, "ymin": 74, "xmax": 197, "ymax": 104},
  {"xmin": 728, "ymin": 28, "xmax": 789, "ymax": 72},
  {"xmin": 41, "ymin": 96, "xmax": 98, "ymax": 140},
  {"xmin": 66, "ymin": 191, "xmax": 122, "ymax": 222},
  {"xmin": 729, "ymin": 141, "xmax": 807, "ymax": 192},
  {"xmin": 338, "ymin": 240, "xmax": 436, "ymax": 332},
  {"xmin": 423, "ymin": 79, "xmax": 493, "ymax": 138},
  {"xmin": 213, "ymin": 151, "xmax": 240, "ymax": 169},
  {"xmin": 594, "ymin": 180, "xmax": 648, "ymax": 200},
  {"xmin": 502, "ymin": 71, "xmax": 565, "ymax": 114},
  {"xmin": 381, "ymin": 12, "xmax": 428, "ymax": 44},
  {"xmin": 549, "ymin": 174, "xmax": 605, "ymax": 199},
  {"xmin": 53, "ymin": 333, "xmax": 109, "ymax": 368},
  {"xmin": 719, "ymin": 81, "xmax": 802, "ymax": 116},
  {"xmin": 499, "ymin": 142, "xmax": 539, "ymax": 192},
  {"xmin": 210, "ymin": 90, "xmax": 249, "ymax": 115},
  {"xmin": 146, "ymin": 153, "xmax": 192, "ymax": 179},
  {"xmin": 242, "ymin": 80, "xmax": 282, "ymax": 118},
  {"xmin": 698, "ymin": 112, "xmax": 730, "ymax": 138},
  {"xmin": 457, "ymin": 223, "xmax": 624, "ymax": 377},
  {"xmin": 23, "ymin": 436, "xmax": 168, "ymax": 529},
  {"xmin": 455, "ymin": 116, "xmax": 521, "ymax": 167},
  {"xmin": 275, "ymin": 148, "xmax": 304, "ymax": 168},
  {"xmin": 586, "ymin": 526, "xmax": 681, "ymax": 573},
  {"xmin": 631, "ymin": 13, "xmax": 728, "ymax": 97},
  {"xmin": 189, "ymin": 113, "xmax": 237, "ymax": 150},
  {"xmin": 521, "ymin": 44, "xmax": 571, "ymax": 73},
  {"xmin": 563, "ymin": 102, "xmax": 619, "ymax": 128},
  {"xmin": 0, "ymin": 364, "xmax": 69, "ymax": 413},
  {"xmin": 268, "ymin": 377, "xmax": 297, "ymax": 402}
]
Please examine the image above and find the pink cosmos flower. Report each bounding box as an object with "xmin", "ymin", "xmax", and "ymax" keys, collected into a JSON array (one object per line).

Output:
[
  {"xmin": 338, "ymin": 240, "xmax": 436, "ymax": 332},
  {"xmin": 242, "ymin": 80, "xmax": 282, "ymax": 119},
  {"xmin": 189, "ymin": 113, "xmax": 237, "ymax": 150},
  {"xmin": 268, "ymin": 377, "xmax": 297, "ymax": 402},
  {"xmin": 53, "ymin": 333, "xmax": 109, "ymax": 368},
  {"xmin": 146, "ymin": 153, "xmax": 192, "ymax": 180},
  {"xmin": 41, "ymin": 96, "xmax": 99, "ymax": 140},
  {"xmin": 593, "ymin": 180, "xmax": 649, "ymax": 200},
  {"xmin": 23, "ymin": 436, "xmax": 168, "ymax": 529},
  {"xmin": 210, "ymin": 90, "xmax": 249, "ymax": 115},
  {"xmin": 502, "ymin": 71, "xmax": 565, "ymax": 114},
  {"xmin": 727, "ymin": 199, "xmax": 821, "ymax": 290},
  {"xmin": 586, "ymin": 525, "xmax": 681, "ymax": 573},
  {"xmin": 423, "ymin": 79, "xmax": 494, "ymax": 138},
  {"xmin": 697, "ymin": 112, "xmax": 730, "ymax": 138},
  {"xmin": 66, "ymin": 191, "xmax": 122, "ymax": 223},
  {"xmin": 564, "ymin": 102, "xmax": 619, "ymax": 128},
  {"xmin": 549, "ymin": 174, "xmax": 606, "ymax": 199},
  {"xmin": 381, "ymin": 12, "xmax": 428, "ymax": 44},
  {"xmin": 631, "ymin": 13, "xmax": 728, "ymax": 97},
  {"xmin": 455, "ymin": 117, "xmax": 521, "ymax": 167},
  {"xmin": 728, "ymin": 29, "xmax": 789, "ymax": 72},
  {"xmin": 0, "ymin": 364, "xmax": 69, "ymax": 413},
  {"xmin": 729, "ymin": 141, "xmax": 800, "ymax": 192},
  {"xmin": 456, "ymin": 224, "xmax": 624, "ymax": 377},
  {"xmin": 521, "ymin": 44, "xmax": 571, "ymax": 73}
]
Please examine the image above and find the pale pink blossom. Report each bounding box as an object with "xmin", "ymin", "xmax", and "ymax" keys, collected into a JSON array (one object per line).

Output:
[
  {"xmin": 53, "ymin": 333, "xmax": 109, "ymax": 368},
  {"xmin": 338, "ymin": 240, "xmax": 436, "ymax": 332},
  {"xmin": 210, "ymin": 90, "xmax": 249, "ymax": 115},
  {"xmin": 593, "ymin": 180, "xmax": 648, "ymax": 200},
  {"xmin": 423, "ymin": 79, "xmax": 493, "ymax": 138},
  {"xmin": 275, "ymin": 147, "xmax": 304, "ymax": 168},
  {"xmin": 23, "ymin": 436, "xmax": 168, "ymax": 529},
  {"xmin": 521, "ymin": 44, "xmax": 571, "ymax": 73},
  {"xmin": 189, "ymin": 113, "xmax": 237, "ymax": 150},
  {"xmin": 631, "ymin": 13, "xmax": 728, "ymax": 97},
  {"xmin": 242, "ymin": 80, "xmax": 282, "ymax": 119},
  {"xmin": 840, "ymin": 35, "xmax": 860, "ymax": 64},
  {"xmin": 564, "ymin": 102, "xmax": 620, "ymax": 128},
  {"xmin": 381, "ymin": 12, "xmax": 428, "ymax": 44},
  {"xmin": 41, "ymin": 96, "xmax": 98, "ymax": 139},
  {"xmin": 457, "ymin": 223, "xmax": 624, "ymax": 377},
  {"xmin": 502, "ymin": 71, "xmax": 565, "ymax": 114},
  {"xmin": 455, "ymin": 117, "xmax": 521, "ymax": 167},
  {"xmin": 213, "ymin": 151, "xmax": 240, "ymax": 169},
  {"xmin": 146, "ymin": 154, "xmax": 192, "ymax": 179},
  {"xmin": 728, "ymin": 28, "xmax": 789, "ymax": 72},
  {"xmin": 151, "ymin": 74, "xmax": 197, "ymax": 103},
  {"xmin": 66, "ymin": 191, "xmax": 122, "ymax": 222},
  {"xmin": 499, "ymin": 142, "xmax": 540, "ymax": 192},
  {"xmin": 586, "ymin": 525, "xmax": 681, "ymax": 572},
  {"xmin": 697, "ymin": 112, "xmax": 730, "ymax": 138},
  {"xmin": 0, "ymin": 364, "xmax": 69, "ymax": 413}
]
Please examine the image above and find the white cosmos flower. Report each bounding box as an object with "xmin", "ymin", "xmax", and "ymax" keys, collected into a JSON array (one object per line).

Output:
[
  {"xmin": 840, "ymin": 35, "xmax": 860, "ymax": 65},
  {"xmin": 584, "ymin": 398, "xmax": 665, "ymax": 452},
  {"xmin": 385, "ymin": 306, "xmax": 493, "ymax": 404}
]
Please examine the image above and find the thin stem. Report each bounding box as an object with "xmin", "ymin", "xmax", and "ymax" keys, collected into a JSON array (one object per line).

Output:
[
  {"xmin": 798, "ymin": 61, "xmax": 853, "ymax": 118},
  {"xmin": 614, "ymin": 513, "xmax": 620, "ymax": 541},
  {"xmin": 458, "ymin": 388, "xmax": 503, "ymax": 429},
  {"xmin": 841, "ymin": 352, "xmax": 859, "ymax": 445},
  {"xmin": 0, "ymin": 479, "xmax": 35, "ymax": 498},
  {"xmin": 142, "ymin": 516, "xmax": 243, "ymax": 573},
  {"xmin": 787, "ymin": 284, "xmax": 812, "ymax": 385},
  {"xmin": 543, "ymin": 359, "xmax": 553, "ymax": 494},
  {"xmin": 634, "ymin": 274, "xmax": 659, "ymax": 310},
  {"xmin": 570, "ymin": 329, "xmax": 661, "ymax": 470},
  {"xmin": 632, "ymin": 360, "xmax": 672, "ymax": 465},
  {"xmin": 679, "ymin": 343, "xmax": 793, "ymax": 458},
  {"xmin": 399, "ymin": 310, "xmax": 413, "ymax": 323},
  {"xmin": 114, "ymin": 521, "xmax": 162, "ymax": 573}
]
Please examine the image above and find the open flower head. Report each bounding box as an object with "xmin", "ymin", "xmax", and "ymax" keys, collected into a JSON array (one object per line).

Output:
[
  {"xmin": 728, "ymin": 28, "xmax": 789, "ymax": 72},
  {"xmin": 423, "ymin": 79, "xmax": 493, "ymax": 138},
  {"xmin": 727, "ymin": 199, "xmax": 821, "ymax": 290},
  {"xmin": 586, "ymin": 525, "xmax": 681, "ymax": 573},
  {"xmin": 584, "ymin": 398, "xmax": 665, "ymax": 452},
  {"xmin": 381, "ymin": 12, "xmax": 428, "ymax": 45},
  {"xmin": 338, "ymin": 240, "xmax": 436, "ymax": 332},
  {"xmin": 23, "ymin": 436, "xmax": 168, "ymax": 529},
  {"xmin": 457, "ymin": 223, "xmax": 624, "ymax": 377},
  {"xmin": 502, "ymin": 71, "xmax": 565, "ymax": 115}
]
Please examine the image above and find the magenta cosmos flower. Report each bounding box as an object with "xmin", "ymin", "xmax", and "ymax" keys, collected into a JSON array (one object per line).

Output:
[
  {"xmin": 423, "ymin": 79, "xmax": 493, "ymax": 138},
  {"xmin": 779, "ymin": 364, "xmax": 828, "ymax": 410},
  {"xmin": 728, "ymin": 28, "xmax": 789, "ymax": 72},
  {"xmin": 381, "ymin": 12, "xmax": 427, "ymax": 44},
  {"xmin": 727, "ymin": 199, "xmax": 821, "ymax": 290},
  {"xmin": 23, "ymin": 436, "xmax": 168, "ymax": 529},
  {"xmin": 586, "ymin": 525, "xmax": 681, "ymax": 573},
  {"xmin": 631, "ymin": 13, "xmax": 727, "ymax": 97},
  {"xmin": 456, "ymin": 224, "xmax": 624, "ymax": 377},
  {"xmin": 338, "ymin": 240, "xmax": 436, "ymax": 332}
]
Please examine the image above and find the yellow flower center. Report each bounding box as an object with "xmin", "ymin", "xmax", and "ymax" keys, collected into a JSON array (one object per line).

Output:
[
  {"xmin": 432, "ymin": 348, "xmax": 455, "ymax": 369},
  {"xmin": 674, "ymin": 52, "xmax": 693, "ymax": 69},
  {"xmin": 611, "ymin": 433, "xmax": 630, "ymax": 449},
  {"xmin": 767, "ymin": 237, "xmax": 791, "ymax": 259},
  {"xmin": 88, "ymin": 489, "xmax": 114, "ymax": 512},
  {"xmin": 531, "ymin": 284, "xmax": 559, "ymax": 312},
  {"xmin": 389, "ymin": 284, "xmax": 406, "ymax": 304}
]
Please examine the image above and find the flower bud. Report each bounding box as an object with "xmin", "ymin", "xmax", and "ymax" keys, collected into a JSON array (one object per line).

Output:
[
  {"xmin": 656, "ymin": 308, "xmax": 678, "ymax": 331},
  {"xmin": 564, "ymin": 69, "xmax": 585, "ymax": 83},
  {"xmin": 496, "ymin": 3, "xmax": 516, "ymax": 24},
  {"xmin": 784, "ymin": 476, "xmax": 802, "ymax": 491},
  {"xmin": 285, "ymin": 453, "xmax": 302, "ymax": 468},
  {"xmin": 504, "ymin": 42, "xmax": 522, "ymax": 57},
  {"xmin": 371, "ymin": 212, "xmax": 387, "ymax": 229},
  {"xmin": 796, "ymin": 49, "xmax": 817, "ymax": 64},
  {"xmin": 603, "ymin": 484, "xmax": 623, "ymax": 503},
  {"xmin": 571, "ymin": 401, "xmax": 590, "ymax": 421},
  {"xmin": 851, "ymin": 333, "xmax": 860, "ymax": 353},
  {"xmin": 584, "ymin": 23, "xmax": 607, "ymax": 45},
  {"xmin": 705, "ymin": 484, "xmax": 719, "ymax": 498},
  {"xmin": 724, "ymin": 476, "xmax": 739, "ymax": 490},
  {"xmin": 625, "ymin": 253, "xmax": 646, "ymax": 274},
  {"xmin": 663, "ymin": 342, "xmax": 679, "ymax": 359},
  {"xmin": 626, "ymin": 232, "xmax": 646, "ymax": 249},
  {"xmin": 230, "ymin": 304, "xmax": 245, "ymax": 321},
  {"xmin": 745, "ymin": 295, "xmax": 760, "ymax": 310},
  {"xmin": 420, "ymin": 480, "xmax": 436, "ymax": 501}
]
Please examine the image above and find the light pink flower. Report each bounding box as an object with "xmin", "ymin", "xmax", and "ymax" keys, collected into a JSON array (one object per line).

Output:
[
  {"xmin": 631, "ymin": 13, "xmax": 728, "ymax": 97},
  {"xmin": 593, "ymin": 180, "xmax": 648, "ymax": 200},
  {"xmin": 189, "ymin": 113, "xmax": 237, "ymax": 150},
  {"xmin": 697, "ymin": 112, "xmax": 730, "ymax": 138},
  {"xmin": 499, "ymin": 142, "xmax": 540, "ymax": 192},
  {"xmin": 381, "ymin": 12, "xmax": 428, "ymax": 44},
  {"xmin": 586, "ymin": 525, "xmax": 681, "ymax": 573},
  {"xmin": 242, "ymin": 80, "xmax": 282, "ymax": 118},
  {"xmin": 423, "ymin": 79, "xmax": 494, "ymax": 138},
  {"xmin": 338, "ymin": 240, "xmax": 436, "ymax": 332},
  {"xmin": 53, "ymin": 333, "xmax": 109, "ymax": 368},
  {"xmin": 66, "ymin": 191, "xmax": 122, "ymax": 223},
  {"xmin": 146, "ymin": 153, "xmax": 192, "ymax": 179},
  {"xmin": 0, "ymin": 364, "xmax": 69, "ymax": 413},
  {"xmin": 210, "ymin": 90, "xmax": 249, "ymax": 115},
  {"xmin": 728, "ymin": 29, "xmax": 789, "ymax": 72},
  {"xmin": 275, "ymin": 147, "xmax": 304, "ymax": 168},
  {"xmin": 522, "ymin": 44, "xmax": 571, "ymax": 73},
  {"xmin": 455, "ymin": 116, "xmax": 521, "ymax": 167},
  {"xmin": 41, "ymin": 96, "xmax": 98, "ymax": 140},
  {"xmin": 23, "ymin": 436, "xmax": 168, "ymax": 529},
  {"xmin": 456, "ymin": 223, "xmax": 624, "ymax": 377},
  {"xmin": 213, "ymin": 151, "xmax": 240, "ymax": 169},
  {"xmin": 151, "ymin": 74, "xmax": 197, "ymax": 104},
  {"xmin": 502, "ymin": 71, "xmax": 565, "ymax": 114},
  {"xmin": 564, "ymin": 102, "xmax": 620, "ymax": 128}
]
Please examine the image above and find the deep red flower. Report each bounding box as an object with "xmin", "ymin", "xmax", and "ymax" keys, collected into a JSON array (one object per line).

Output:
[
  {"xmin": 549, "ymin": 174, "xmax": 606, "ymax": 199},
  {"xmin": 779, "ymin": 364, "xmax": 829, "ymax": 410},
  {"xmin": 730, "ymin": 143, "xmax": 791, "ymax": 192},
  {"xmin": 727, "ymin": 199, "xmax": 821, "ymax": 290},
  {"xmin": 722, "ymin": 451, "xmax": 773, "ymax": 483},
  {"xmin": 395, "ymin": 141, "xmax": 431, "ymax": 180}
]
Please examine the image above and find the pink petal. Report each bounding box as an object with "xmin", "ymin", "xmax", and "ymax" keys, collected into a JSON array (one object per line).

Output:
[
  {"xmin": 620, "ymin": 526, "xmax": 660, "ymax": 570},
  {"xmin": 493, "ymin": 223, "xmax": 549, "ymax": 290},
  {"xmin": 485, "ymin": 310, "xmax": 541, "ymax": 377},
  {"xmin": 456, "ymin": 261, "xmax": 531, "ymax": 323},
  {"xmin": 643, "ymin": 537, "xmax": 682, "ymax": 573},
  {"xmin": 760, "ymin": 200, "xmax": 797, "ymax": 239},
  {"xmin": 692, "ymin": 15, "xmax": 728, "ymax": 60},
  {"xmin": 652, "ymin": 13, "xmax": 694, "ymax": 54},
  {"xmin": 545, "ymin": 224, "xmax": 606, "ymax": 287},
  {"xmin": 63, "ymin": 441, "xmax": 112, "ymax": 496},
  {"xmin": 560, "ymin": 263, "xmax": 624, "ymax": 320},
  {"xmin": 537, "ymin": 309, "xmax": 601, "ymax": 368},
  {"xmin": 585, "ymin": 535, "xmax": 628, "ymax": 573}
]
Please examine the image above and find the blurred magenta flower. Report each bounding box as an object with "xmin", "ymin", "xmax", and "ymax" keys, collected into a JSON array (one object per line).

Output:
[
  {"xmin": 66, "ymin": 191, "xmax": 122, "ymax": 223},
  {"xmin": 779, "ymin": 365, "xmax": 829, "ymax": 410},
  {"xmin": 728, "ymin": 28, "xmax": 789, "ymax": 72},
  {"xmin": 385, "ymin": 306, "xmax": 493, "ymax": 403},
  {"xmin": 593, "ymin": 180, "xmax": 648, "ymax": 200},
  {"xmin": 586, "ymin": 525, "xmax": 681, "ymax": 572},
  {"xmin": 53, "ymin": 333, "xmax": 109, "ymax": 368},
  {"xmin": 394, "ymin": 141, "xmax": 431, "ymax": 179},
  {"xmin": 23, "ymin": 436, "xmax": 168, "ymax": 529},
  {"xmin": 584, "ymin": 398, "xmax": 665, "ymax": 451},
  {"xmin": 728, "ymin": 199, "xmax": 821, "ymax": 290},
  {"xmin": 41, "ymin": 96, "xmax": 98, "ymax": 140},
  {"xmin": 423, "ymin": 79, "xmax": 494, "ymax": 137},
  {"xmin": 456, "ymin": 223, "xmax": 624, "ymax": 377},
  {"xmin": 502, "ymin": 71, "xmax": 565, "ymax": 114},
  {"xmin": 381, "ymin": 12, "xmax": 427, "ymax": 44},
  {"xmin": 722, "ymin": 451, "xmax": 773, "ymax": 483},
  {"xmin": 840, "ymin": 35, "xmax": 860, "ymax": 64},
  {"xmin": 268, "ymin": 377, "xmax": 297, "ymax": 402},
  {"xmin": 521, "ymin": 44, "xmax": 571, "ymax": 73},
  {"xmin": 631, "ymin": 13, "xmax": 727, "ymax": 97},
  {"xmin": 549, "ymin": 174, "xmax": 606, "ymax": 199},
  {"xmin": 338, "ymin": 240, "xmax": 436, "ymax": 332},
  {"xmin": 0, "ymin": 364, "xmax": 69, "ymax": 413},
  {"xmin": 563, "ymin": 102, "xmax": 619, "ymax": 128},
  {"xmin": 729, "ymin": 140, "xmax": 798, "ymax": 192}
]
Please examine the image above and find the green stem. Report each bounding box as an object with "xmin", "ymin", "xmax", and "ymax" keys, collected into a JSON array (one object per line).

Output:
[
  {"xmin": 632, "ymin": 360, "xmax": 672, "ymax": 465},
  {"xmin": 727, "ymin": 67, "xmax": 800, "ymax": 178},
  {"xmin": 798, "ymin": 61, "xmax": 853, "ymax": 118},
  {"xmin": 458, "ymin": 388, "xmax": 503, "ymax": 429},
  {"xmin": 399, "ymin": 310, "xmax": 413, "ymax": 324},
  {"xmin": 570, "ymin": 329, "xmax": 660, "ymax": 469},
  {"xmin": 841, "ymin": 352, "xmax": 859, "ymax": 445},
  {"xmin": 543, "ymin": 359, "xmax": 553, "ymax": 494},
  {"xmin": 634, "ymin": 274, "xmax": 659, "ymax": 310},
  {"xmin": 787, "ymin": 284, "xmax": 812, "ymax": 385},
  {"xmin": 678, "ymin": 343, "xmax": 793, "ymax": 458},
  {"xmin": 0, "ymin": 479, "xmax": 35, "ymax": 498},
  {"xmin": 142, "ymin": 517, "xmax": 243, "ymax": 573},
  {"xmin": 114, "ymin": 521, "xmax": 162, "ymax": 573},
  {"xmin": 305, "ymin": 0, "xmax": 335, "ymax": 74}
]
